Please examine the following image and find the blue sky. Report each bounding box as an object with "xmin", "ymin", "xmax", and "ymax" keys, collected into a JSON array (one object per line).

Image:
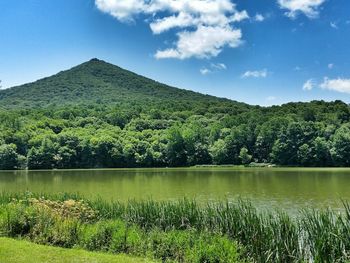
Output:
[{"xmin": 0, "ymin": 0, "xmax": 350, "ymax": 106}]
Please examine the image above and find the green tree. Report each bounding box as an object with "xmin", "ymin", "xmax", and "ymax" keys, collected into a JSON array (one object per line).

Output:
[
  {"xmin": 225, "ymin": 127, "xmax": 247, "ymax": 164},
  {"xmin": 312, "ymin": 137, "xmax": 331, "ymax": 166},
  {"xmin": 0, "ymin": 144, "xmax": 20, "ymax": 170},
  {"xmin": 166, "ymin": 127, "xmax": 187, "ymax": 167},
  {"xmin": 27, "ymin": 138, "xmax": 57, "ymax": 169},
  {"xmin": 210, "ymin": 139, "xmax": 228, "ymax": 165},
  {"xmin": 255, "ymin": 118, "xmax": 290, "ymax": 162},
  {"xmin": 239, "ymin": 147, "xmax": 252, "ymax": 165},
  {"xmin": 331, "ymin": 125, "xmax": 350, "ymax": 166},
  {"xmin": 297, "ymin": 144, "xmax": 311, "ymax": 166},
  {"xmin": 55, "ymin": 146, "xmax": 77, "ymax": 169}
]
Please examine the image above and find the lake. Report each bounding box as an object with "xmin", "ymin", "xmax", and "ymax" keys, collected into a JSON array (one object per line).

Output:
[{"xmin": 1, "ymin": 167, "xmax": 349, "ymax": 212}]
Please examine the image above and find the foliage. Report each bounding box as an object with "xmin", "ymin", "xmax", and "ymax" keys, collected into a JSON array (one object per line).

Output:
[
  {"xmin": 0, "ymin": 144, "xmax": 21, "ymax": 170},
  {"xmin": 1, "ymin": 59, "xmax": 350, "ymax": 168},
  {"xmin": 239, "ymin": 147, "xmax": 252, "ymax": 165}
]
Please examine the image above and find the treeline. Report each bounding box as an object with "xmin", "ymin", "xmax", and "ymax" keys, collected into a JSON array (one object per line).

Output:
[{"xmin": 0, "ymin": 99, "xmax": 350, "ymax": 169}]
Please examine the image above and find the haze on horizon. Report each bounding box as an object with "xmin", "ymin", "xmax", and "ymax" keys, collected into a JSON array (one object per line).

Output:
[{"xmin": 1, "ymin": 0, "xmax": 350, "ymax": 106}]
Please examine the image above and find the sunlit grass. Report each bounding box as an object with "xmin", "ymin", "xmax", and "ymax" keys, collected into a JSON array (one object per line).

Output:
[{"xmin": 0, "ymin": 237, "xmax": 152, "ymax": 263}]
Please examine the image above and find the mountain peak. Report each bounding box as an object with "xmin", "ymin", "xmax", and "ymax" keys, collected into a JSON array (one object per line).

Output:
[
  {"xmin": 89, "ymin": 58, "xmax": 100, "ymax": 62},
  {"xmin": 0, "ymin": 59, "xmax": 231, "ymax": 109},
  {"xmin": 87, "ymin": 58, "xmax": 105, "ymax": 64}
]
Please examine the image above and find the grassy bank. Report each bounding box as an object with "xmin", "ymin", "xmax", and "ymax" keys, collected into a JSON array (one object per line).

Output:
[
  {"xmin": 0, "ymin": 237, "xmax": 152, "ymax": 263},
  {"xmin": 0, "ymin": 193, "xmax": 242, "ymax": 263},
  {"xmin": 1, "ymin": 192, "xmax": 350, "ymax": 262}
]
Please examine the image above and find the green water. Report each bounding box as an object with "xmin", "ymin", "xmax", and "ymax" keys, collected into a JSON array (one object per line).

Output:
[{"xmin": 0, "ymin": 167, "xmax": 349, "ymax": 211}]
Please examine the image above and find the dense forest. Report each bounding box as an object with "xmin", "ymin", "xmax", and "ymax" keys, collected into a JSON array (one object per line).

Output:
[{"xmin": 1, "ymin": 59, "xmax": 350, "ymax": 170}]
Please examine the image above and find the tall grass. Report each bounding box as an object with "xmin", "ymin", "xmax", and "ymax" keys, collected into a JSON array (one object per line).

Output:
[{"xmin": 1, "ymin": 192, "xmax": 350, "ymax": 262}]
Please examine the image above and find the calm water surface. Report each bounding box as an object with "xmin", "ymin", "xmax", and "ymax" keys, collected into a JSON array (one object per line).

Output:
[{"xmin": 1, "ymin": 168, "xmax": 350, "ymax": 212}]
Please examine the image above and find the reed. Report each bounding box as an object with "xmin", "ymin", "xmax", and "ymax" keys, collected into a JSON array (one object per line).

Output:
[
  {"xmin": 0, "ymin": 198, "xmax": 241, "ymax": 263},
  {"xmin": 1, "ymin": 192, "xmax": 350, "ymax": 262}
]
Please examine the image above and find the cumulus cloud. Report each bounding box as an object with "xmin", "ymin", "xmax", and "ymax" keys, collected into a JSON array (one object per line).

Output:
[
  {"xmin": 95, "ymin": 0, "xmax": 146, "ymax": 22},
  {"xmin": 277, "ymin": 0, "xmax": 325, "ymax": 19},
  {"xmin": 150, "ymin": 12, "xmax": 196, "ymax": 34},
  {"xmin": 320, "ymin": 78, "xmax": 350, "ymax": 94},
  {"xmin": 328, "ymin": 63, "xmax": 334, "ymax": 69},
  {"xmin": 241, "ymin": 69, "xmax": 268, "ymax": 78},
  {"xmin": 95, "ymin": 0, "xmax": 248, "ymax": 59},
  {"xmin": 303, "ymin": 79, "xmax": 316, "ymax": 90},
  {"xmin": 155, "ymin": 25, "xmax": 242, "ymax": 59}
]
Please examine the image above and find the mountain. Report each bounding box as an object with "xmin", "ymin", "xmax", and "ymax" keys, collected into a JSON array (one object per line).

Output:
[
  {"xmin": 1, "ymin": 58, "xmax": 350, "ymax": 170},
  {"xmin": 0, "ymin": 58, "xmax": 247, "ymax": 109}
]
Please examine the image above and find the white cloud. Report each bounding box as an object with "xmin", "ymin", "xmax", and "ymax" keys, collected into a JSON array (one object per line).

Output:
[
  {"xmin": 320, "ymin": 78, "xmax": 350, "ymax": 94},
  {"xmin": 254, "ymin": 13, "xmax": 265, "ymax": 22},
  {"xmin": 211, "ymin": 63, "xmax": 227, "ymax": 70},
  {"xmin": 277, "ymin": 0, "xmax": 325, "ymax": 19},
  {"xmin": 200, "ymin": 62, "xmax": 227, "ymax": 75},
  {"xmin": 200, "ymin": 68, "xmax": 211, "ymax": 75},
  {"xmin": 242, "ymin": 69, "xmax": 268, "ymax": 78},
  {"xmin": 330, "ymin": 22, "xmax": 338, "ymax": 29},
  {"xmin": 150, "ymin": 12, "xmax": 196, "ymax": 34},
  {"xmin": 231, "ymin": 10, "xmax": 249, "ymax": 22},
  {"xmin": 328, "ymin": 63, "xmax": 334, "ymax": 69},
  {"xmin": 155, "ymin": 25, "xmax": 242, "ymax": 59},
  {"xmin": 96, "ymin": 0, "xmax": 247, "ymax": 59},
  {"xmin": 303, "ymin": 79, "xmax": 316, "ymax": 90},
  {"xmin": 95, "ymin": 0, "xmax": 146, "ymax": 22}
]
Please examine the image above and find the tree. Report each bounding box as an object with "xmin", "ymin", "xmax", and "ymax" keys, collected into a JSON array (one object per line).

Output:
[
  {"xmin": 297, "ymin": 144, "xmax": 311, "ymax": 166},
  {"xmin": 166, "ymin": 127, "xmax": 187, "ymax": 167},
  {"xmin": 210, "ymin": 139, "xmax": 229, "ymax": 165},
  {"xmin": 90, "ymin": 135, "xmax": 124, "ymax": 168},
  {"xmin": 331, "ymin": 125, "xmax": 350, "ymax": 166},
  {"xmin": 182, "ymin": 124, "xmax": 211, "ymax": 165},
  {"xmin": 271, "ymin": 139, "xmax": 289, "ymax": 165},
  {"xmin": 239, "ymin": 147, "xmax": 252, "ymax": 165},
  {"xmin": 0, "ymin": 144, "xmax": 20, "ymax": 170},
  {"xmin": 225, "ymin": 126, "xmax": 247, "ymax": 164},
  {"xmin": 55, "ymin": 146, "xmax": 77, "ymax": 169},
  {"xmin": 271, "ymin": 122, "xmax": 318, "ymax": 165},
  {"xmin": 254, "ymin": 117, "xmax": 290, "ymax": 162},
  {"xmin": 27, "ymin": 138, "xmax": 57, "ymax": 169},
  {"xmin": 312, "ymin": 137, "xmax": 331, "ymax": 166}
]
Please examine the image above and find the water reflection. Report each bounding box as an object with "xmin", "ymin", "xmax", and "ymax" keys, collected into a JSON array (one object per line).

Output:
[{"xmin": 0, "ymin": 168, "xmax": 349, "ymax": 212}]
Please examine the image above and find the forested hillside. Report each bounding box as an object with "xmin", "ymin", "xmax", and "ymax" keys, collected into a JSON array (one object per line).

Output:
[
  {"xmin": 0, "ymin": 59, "xmax": 350, "ymax": 169},
  {"xmin": 0, "ymin": 58, "xmax": 243, "ymax": 109}
]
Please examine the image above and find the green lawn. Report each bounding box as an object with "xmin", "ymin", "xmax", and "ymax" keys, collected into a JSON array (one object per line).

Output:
[{"xmin": 0, "ymin": 238, "xmax": 153, "ymax": 263}]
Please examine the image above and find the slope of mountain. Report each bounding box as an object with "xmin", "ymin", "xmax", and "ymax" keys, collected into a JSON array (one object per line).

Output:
[{"xmin": 0, "ymin": 58, "xmax": 247, "ymax": 110}]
